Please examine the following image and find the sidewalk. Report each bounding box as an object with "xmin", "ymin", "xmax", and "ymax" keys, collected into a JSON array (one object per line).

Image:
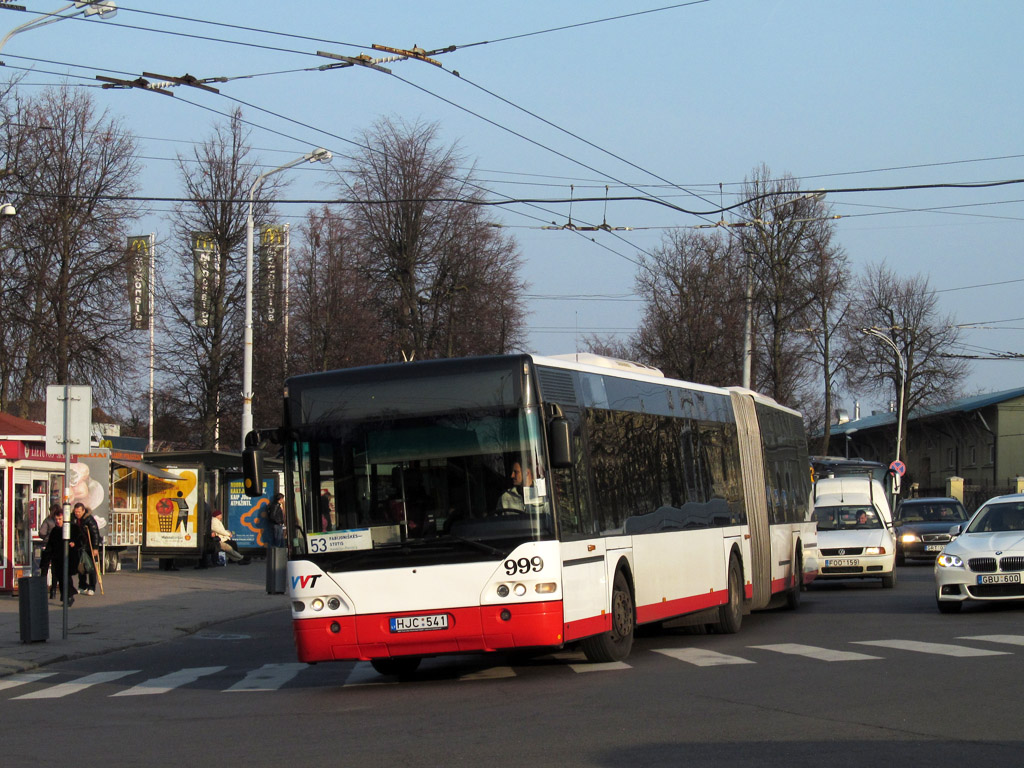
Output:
[{"xmin": 0, "ymin": 558, "xmax": 287, "ymax": 678}]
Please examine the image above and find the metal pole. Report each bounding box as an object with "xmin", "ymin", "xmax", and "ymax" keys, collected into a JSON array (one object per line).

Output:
[
  {"xmin": 61, "ymin": 384, "xmax": 70, "ymax": 639},
  {"xmin": 241, "ymin": 149, "xmax": 331, "ymax": 449},
  {"xmin": 147, "ymin": 233, "xmax": 155, "ymax": 452}
]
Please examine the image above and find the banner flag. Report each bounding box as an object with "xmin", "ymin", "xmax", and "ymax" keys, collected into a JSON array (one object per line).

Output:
[
  {"xmin": 258, "ymin": 224, "xmax": 286, "ymax": 325},
  {"xmin": 191, "ymin": 232, "xmax": 218, "ymax": 328},
  {"xmin": 128, "ymin": 235, "xmax": 151, "ymax": 330}
]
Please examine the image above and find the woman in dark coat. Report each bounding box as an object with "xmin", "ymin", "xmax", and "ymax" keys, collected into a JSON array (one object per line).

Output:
[{"xmin": 44, "ymin": 507, "xmax": 83, "ymax": 604}]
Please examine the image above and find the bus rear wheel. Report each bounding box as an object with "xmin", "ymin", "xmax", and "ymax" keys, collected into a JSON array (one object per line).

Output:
[
  {"xmin": 581, "ymin": 570, "xmax": 634, "ymax": 662},
  {"xmin": 371, "ymin": 656, "xmax": 422, "ymax": 677},
  {"xmin": 712, "ymin": 556, "xmax": 743, "ymax": 634}
]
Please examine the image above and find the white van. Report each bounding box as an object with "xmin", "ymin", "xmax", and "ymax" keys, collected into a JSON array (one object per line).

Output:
[{"xmin": 809, "ymin": 476, "xmax": 897, "ymax": 588}]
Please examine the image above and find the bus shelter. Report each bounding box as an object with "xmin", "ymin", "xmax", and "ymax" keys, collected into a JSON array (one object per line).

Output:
[{"xmin": 140, "ymin": 450, "xmax": 279, "ymax": 564}]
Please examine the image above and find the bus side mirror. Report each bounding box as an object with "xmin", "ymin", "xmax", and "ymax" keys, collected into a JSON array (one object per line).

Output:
[
  {"xmin": 242, "ymin": 446, "xmax": 265, "ymax": 498},
  {"xmin": 548, "ymin": 417, "xmax": 572, "ymax": 469}
]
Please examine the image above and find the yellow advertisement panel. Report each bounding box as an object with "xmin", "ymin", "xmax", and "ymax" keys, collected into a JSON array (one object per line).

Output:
[{"xmin": 145, "ymin": 467, "xmax": 200, "ymax": 550}]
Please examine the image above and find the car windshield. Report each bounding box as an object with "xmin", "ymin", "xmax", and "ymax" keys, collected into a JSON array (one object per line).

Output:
[
  {"xmin": 813, "ymin": 505, "xmax": 882, "ymax": 531},
  {"xmin": 896, "ymin": 502, "xmax": 968, "ymax": 523},
  {"xmin": 965, "ymin": 501, "xmax": 1024, "ymax": 534}
]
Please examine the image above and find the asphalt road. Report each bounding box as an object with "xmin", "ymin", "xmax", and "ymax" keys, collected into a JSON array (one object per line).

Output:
[{"xmin": 3, "ymin": 563, "xmax": 1022, "ymax": 767}]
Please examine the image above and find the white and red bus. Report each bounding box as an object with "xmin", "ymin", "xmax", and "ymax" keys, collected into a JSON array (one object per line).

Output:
[{"xmin": 244, "ymin": 353, "xmax": 817, "ymax": 675}]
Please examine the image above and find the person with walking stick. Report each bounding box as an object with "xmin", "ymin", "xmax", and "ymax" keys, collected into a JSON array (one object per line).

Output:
[{"xmin": 72, "ymin": 503, "xmax": 103, "ymax": 596}]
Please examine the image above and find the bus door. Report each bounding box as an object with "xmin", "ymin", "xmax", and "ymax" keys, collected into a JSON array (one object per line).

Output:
[{"xmin": 550, "ymin": 407, "xmax": 607, "ymax": 640}]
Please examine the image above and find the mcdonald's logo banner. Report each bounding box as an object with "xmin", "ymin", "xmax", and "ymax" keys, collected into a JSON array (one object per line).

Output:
[
  {"xmin": 128, "ymin": 235, "xmax": 151, "ymax": 330},
  {"xmin": 192, "ymin": 232, "xmax": 218, "ymax": 328},
  {"xmin": 258, "ymin": 225, "xmax": 286, "ymax": 325}
]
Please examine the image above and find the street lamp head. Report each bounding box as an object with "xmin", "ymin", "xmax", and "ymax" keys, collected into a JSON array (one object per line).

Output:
[
  {"xmin": 307, "ymin": 147, "xmax": 333, "ymax": 164},
  {"xmin": 80, "ymin": 1, "xmax": 118, "ymax": 19}
]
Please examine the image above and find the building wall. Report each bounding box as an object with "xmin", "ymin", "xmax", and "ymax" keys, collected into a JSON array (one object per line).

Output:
[{"xmin": 996, "ymin": 399, "xmax": 1024, "ymax": 483}]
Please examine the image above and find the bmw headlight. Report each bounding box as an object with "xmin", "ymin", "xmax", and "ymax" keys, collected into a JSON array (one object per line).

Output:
[{"xmin": 936, "ymin": 553, "xmax": 963, "ymax": 568}]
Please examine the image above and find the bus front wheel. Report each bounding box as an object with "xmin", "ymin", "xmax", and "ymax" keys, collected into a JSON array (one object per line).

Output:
[{"xmin": 581, "ymin": 570, "xmax": 635, "ymax": 662}]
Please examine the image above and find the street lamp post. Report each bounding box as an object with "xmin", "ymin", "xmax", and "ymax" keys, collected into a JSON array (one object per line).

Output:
[
  {"xmin": 242, "ymin": 148, "xmax": 332, "ymax": 448},
  {"xmin": 861, "ymin": 327, "xmax": 906, "ymax": 464}
]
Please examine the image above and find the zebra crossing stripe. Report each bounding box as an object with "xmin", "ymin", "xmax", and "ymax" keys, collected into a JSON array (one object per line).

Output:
[
  {"xmin": 958, "ymin": 635, "xmax": 1024, "ymax": 646},
  {"xmin": 853, "ymin": 639, "xmax": 1010, "ymax": 657},
  {"xmin": 750, "ymin": 643, "xmax": 881, "ymax": 662},
  {"xmin": 569, "ymin": 661, "xmax": 631, "ymax": 673},
  {"xmin": 13, "ymin": 670, "xmax": 138, "ymax": 699},
  {"xmin": 652, "ymin": 648, "xmax": 754, "ymax": 666},
  {"xmin": 225, "ymin": 663, "xmax": 308, "ymax": 692},
  {"xmin": 112, "ymin": 666, "xmax": 226, "ymax": 696},
  {"xmin": 0, "ymin": 672, "xmax": 57, "ymax": 692}
]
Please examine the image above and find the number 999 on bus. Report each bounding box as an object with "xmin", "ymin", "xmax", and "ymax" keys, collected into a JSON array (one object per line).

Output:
[{"xmin": 504, "ymin": 556, "xmax": 543, "ymax": 575}]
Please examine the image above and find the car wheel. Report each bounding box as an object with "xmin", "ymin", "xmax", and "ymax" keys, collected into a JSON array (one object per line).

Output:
[
  {"xmin": 936, "ymin": 599, "xmax": 962, "ymax": 614},
  {"xmin": 581, "ymin": 569, "xmax": 634, "ymax": 662},
  {"xmin": 881, "ymin": 569, "xmax": 897, "ymax": 589}
]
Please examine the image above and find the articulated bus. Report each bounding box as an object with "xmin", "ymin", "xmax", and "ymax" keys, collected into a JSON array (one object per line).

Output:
[{"xmin": 244, "ymin": 353, "xmax": 817, "ymax": 675}]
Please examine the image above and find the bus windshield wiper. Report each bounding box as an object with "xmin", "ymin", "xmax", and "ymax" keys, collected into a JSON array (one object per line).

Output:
[{"xmin": 442, "ymin": 534, "xmax": 505, "ymax": 557}]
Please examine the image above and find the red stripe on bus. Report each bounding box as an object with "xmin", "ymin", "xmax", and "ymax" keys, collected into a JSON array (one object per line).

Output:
[
  {"xmin": 635, "ymin": 590, "xmax": 726, "ymax": 624},
  {"xmin": 292, "ymin": 601, "xmax": 564, "ymax": 663}
]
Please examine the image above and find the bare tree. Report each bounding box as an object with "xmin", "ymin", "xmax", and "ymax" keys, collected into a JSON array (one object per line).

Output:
[
  {"xmin": 630, "ymin": 228, "xmax": 745, "ymax": 385},
  {"xmin": 799, "ymin": 231, "xmax": 852, "ymax": 453},
  {"xmin": 0, "ymin": 85, "xmax": 142, "ymax": 416},
  {"xmin": 737, "ymin": 165, "xmax": 834, "ymax": 406},
  {"xmin": 158, "ymin": 108, "xmax": 279, "ymax": 448},
  {"xmin": 289, "ymin": 207, "xmax": 383, "ymax": 374},
  {"xmin": 341, "ymin": 117, "xmax": 527, "ymax": 361},
  {"xmin": 846, "ymin": 263, "xmax": 970, "ymax": 462}
]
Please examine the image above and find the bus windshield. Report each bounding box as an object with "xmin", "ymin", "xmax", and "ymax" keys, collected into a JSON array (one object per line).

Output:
[{"xmin": 289, "ymin": 405, "xmax": 555, "ymax": 566}]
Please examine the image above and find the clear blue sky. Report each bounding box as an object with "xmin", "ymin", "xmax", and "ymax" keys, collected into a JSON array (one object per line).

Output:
[{"xmin": 5, "ymin": 1, "xmax": 1023, "ymax": 413}]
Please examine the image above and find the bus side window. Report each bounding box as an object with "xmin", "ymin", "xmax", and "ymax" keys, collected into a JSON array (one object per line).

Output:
[{"xmin": 553, "ymin": 409, "xmax": 594, "ymax": 539}]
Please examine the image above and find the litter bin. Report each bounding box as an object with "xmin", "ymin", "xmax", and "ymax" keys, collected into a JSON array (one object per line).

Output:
[
  {"xmin": 19, "ymin": 575, "xmax": 49, "ymax": 643},
  {"xmin": 266, "ymin": 546, "xmax": 287, "ymax": 594}
]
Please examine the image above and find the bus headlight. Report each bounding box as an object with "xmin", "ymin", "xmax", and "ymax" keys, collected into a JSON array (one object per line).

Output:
[
  {"xmin": 292, "ymin": 601, "xmax": 306, "ymax": 612},
  {"xmin": 496, "ymin": 584, "xmax": 510, "ymax": 598},
  {"xmin": 535, "ymin": 582, "xmax": 557, "ymax": 594},
  {"xmin": 327, "ymin": 597, "xmax": 342, "ymax": 611},
  {"xmin": 311, "ymin": 598, "xmax": 325, "ymax": 611},
  {"xmin": 513, "ymin": 583, "xmax": 527, "ymax": 597}
]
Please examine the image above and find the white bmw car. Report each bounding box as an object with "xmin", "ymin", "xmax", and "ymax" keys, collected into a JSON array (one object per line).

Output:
[{"xmin": 935, "ymin": 493, "xmax": 1024, "ymax": 613}]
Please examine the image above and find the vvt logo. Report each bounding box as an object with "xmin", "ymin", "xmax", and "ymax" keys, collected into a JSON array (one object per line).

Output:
[{"xmin": 291, "ymin": 574, "xmax": 321, "ymax": 590}]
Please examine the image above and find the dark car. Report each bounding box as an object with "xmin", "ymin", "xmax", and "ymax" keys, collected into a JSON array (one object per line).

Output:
[{"xmin": 893, "ymin": 497, "xmax": 970, "ymax": 564}]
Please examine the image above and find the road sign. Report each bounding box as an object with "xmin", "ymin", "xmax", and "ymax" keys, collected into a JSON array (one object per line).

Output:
[
  {"xmin": 889, "ymin": 459, "xmax": 906, "ymax": 477},
  {"xmin": 45, "ymin": 385, "xmax": 92, "ymax": 456}
]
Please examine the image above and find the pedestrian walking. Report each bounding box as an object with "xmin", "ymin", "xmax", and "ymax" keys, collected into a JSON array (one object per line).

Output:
[
  {"xmin": 73, "ymin": 502, "xmax": 101, "ymax": 595},
  {"xmin": 43, "ymin": 507, "xmax": 82, "ymax": 604},
  {"xmin": 38, "ymin": 503, "xmax": 61, "ymax": 597},
  {"xmin": 268, "ymin": 493, "xmax": 286, "ymax": 547}
]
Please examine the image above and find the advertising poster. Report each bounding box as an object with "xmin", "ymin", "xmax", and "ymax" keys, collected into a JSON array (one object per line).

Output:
[
  {"xmin": 227, "ymin": 475, "xmax": 275, "ymax": 548},
  {"xmin": 78, "ymin": 452, "xmax": 112, "ymax": 540},
  {"xmin": 145, "ymin": 466, "xmax": 200, "ymax": 550}
]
